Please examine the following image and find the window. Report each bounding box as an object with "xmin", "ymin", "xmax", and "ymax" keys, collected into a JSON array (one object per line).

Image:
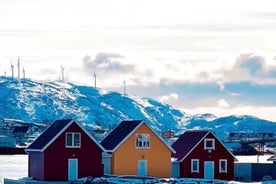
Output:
[
  {"xmin": 136, "ymin": 134, "xmax": 150, "ymax": 149},
  {"xmin": 191, "ymin": 159, "xmax": 199, "ymax": 173},
  {"xmin": 219, "ymin": 159, "xmax": 227, "ymax": 173},
  {"xmin": 204, "ymin": 138, "xmax": 215, "ymax": 150},
  {"xmin": 66, "ymin": 133, "xmax": 81, "ymax": 148}
]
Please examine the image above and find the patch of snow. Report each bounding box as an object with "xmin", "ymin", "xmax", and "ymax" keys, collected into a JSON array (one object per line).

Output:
[
  {"xmin": 235, "ymin": 155, "xmax": 273, "ymax": 164},
  {"xmin": 233, "ymin": 121, "xmax": 239, "ymax": 126},
  {"xmin": 100, "ymin": 102, "xmax": 114, "ymax": 110}
]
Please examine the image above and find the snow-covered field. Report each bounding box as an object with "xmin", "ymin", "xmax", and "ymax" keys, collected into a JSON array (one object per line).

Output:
[
  {"xmin": 0, "ymin": 155, "xmax": 275, "ymax": 184},
  {"xmin": 0, "ymin": 155, "xmax": 27, "ymax": 184}
]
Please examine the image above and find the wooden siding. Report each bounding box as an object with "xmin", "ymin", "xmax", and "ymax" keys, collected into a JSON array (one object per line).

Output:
[
  {"xmin": 180, "ymin": 133, "xmax": 234, "ymax": 180},
  {"xmin": 28, "ymin": 152, "xmax": 44, "ymax": 180},
  {"xmin": 111, "ymin": 123, "xmax": 171, "ymax": 178},
  {"xmin": 29, "ymin": 122, "xmax": 103, "ymax": 181}
]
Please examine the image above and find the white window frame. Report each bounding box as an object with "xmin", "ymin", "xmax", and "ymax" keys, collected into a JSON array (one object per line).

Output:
[
  {"xmin": 191, "ymin": 159, "xmax": 199, "ymax": 173},
  {"xmin": 136, "ymin": 134, "xmax": 150, "ymax": 149},
  {"xmin": 204, "ymin": 138, "xmax": 215, "ymax": 150},
  {"xmin": 66, "ymin": 132, "xmax": 81, "ymax": 148},
  {"xmin": 219, "ymin": 159, "xmax": 227, "ymax": 173}
]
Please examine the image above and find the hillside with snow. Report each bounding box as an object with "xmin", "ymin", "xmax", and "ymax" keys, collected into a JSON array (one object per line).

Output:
[{"xmin": 0, "ymin": 76, "xmax": 276, "ymax": 140}]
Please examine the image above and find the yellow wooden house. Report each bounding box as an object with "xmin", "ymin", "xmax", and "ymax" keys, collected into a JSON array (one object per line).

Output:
[{"xmin": 101, "ymin": 120, "xmax": 175, "ymax": 178}]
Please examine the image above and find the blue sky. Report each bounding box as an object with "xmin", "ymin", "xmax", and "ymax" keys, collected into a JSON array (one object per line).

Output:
[{"xmin": 1, "ymin": 0, "xmax": 276, "ymax": 121}]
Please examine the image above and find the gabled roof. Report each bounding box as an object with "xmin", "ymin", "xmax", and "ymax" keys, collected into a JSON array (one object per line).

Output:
[
  {"xmin": 172, "ymin": 130, "xmax": 236, "ymax": 162},
  {"xmin": 172, "ymin": 130, "xmax": 237, "ymax": 162},
  {"xmin": 101, "ymin": 120, "xmax": 175, "ymax": 153},
  {"xmin": 26, "ymin": 119, "xmax": 105, "ymax": 152},
  {"xmin": 172, "ymin": 130, "xmax": 209, "ymax": 162}
]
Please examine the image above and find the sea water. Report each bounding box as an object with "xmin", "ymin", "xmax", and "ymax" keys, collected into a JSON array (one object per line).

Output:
[{"xmin": 0, "ymin": 155, "xmax": 28, "ymax": 184}]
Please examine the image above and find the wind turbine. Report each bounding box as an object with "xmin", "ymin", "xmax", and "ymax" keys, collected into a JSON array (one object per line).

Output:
[
  {"xmin": 11, "ymin": 63, "xmax": 14, "ymax": 78},
  {"xmin": 60, "ymin": 65, "xmax": 65, "ymax": 82},
  {"xmin": 123, "ymin": 80, "xmax": 126, "ymax": 95},
  {"xmin": 93, "ymin": 71, "xmax": 97, "ymax": 88},
  {"xmin": 17, "ymin": 56, "xmax": 20, "ymax": 78},
  {"xmin": 22, "ymin": 67, "xmax": 25, "ymax": 79}
]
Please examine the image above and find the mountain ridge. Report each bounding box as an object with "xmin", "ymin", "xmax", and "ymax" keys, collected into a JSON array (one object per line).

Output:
[{"xmin": 0, "ymin": 76, "xmax": 276, "ymax": 140}]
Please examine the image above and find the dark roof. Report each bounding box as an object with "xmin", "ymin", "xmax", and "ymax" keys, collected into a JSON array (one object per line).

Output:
[
  {"xmin": 172, "ymin": 130, "xmax": 209, "ymax": 161},
  {"xmin": 101, "ymin": 120, "xmax": 143, "ymax": 151},
  {"xmin": 13, "ymin": 126, "xmax": 29, "ymax": 133},
  {"xmin": 27, "ymin": 119, "xmax": 73, "ymax": 150}
]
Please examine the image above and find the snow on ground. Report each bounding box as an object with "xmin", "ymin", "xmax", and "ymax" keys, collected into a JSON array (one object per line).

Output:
[
  {"xmin": 1, "ymin": 155, "xmax": 276, "ymax": 184},
  {"xmin": 77, "ymin": 176, "xmax": 276, "ymax": 184},
  {"xmin": 14, "ymin": 176, "xmax": 273, "ymax": 184},
  {"xmin": 235, "ymin": 154, "xmax": 273, "ymax": 164}
]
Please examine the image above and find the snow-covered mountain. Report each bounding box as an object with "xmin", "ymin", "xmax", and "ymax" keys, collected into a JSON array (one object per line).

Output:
[{"xmin": 0, "ymin": 76, "xmax": 276, "ymax": 140}]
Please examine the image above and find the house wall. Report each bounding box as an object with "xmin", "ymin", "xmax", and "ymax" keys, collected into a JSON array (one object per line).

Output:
[
  {"xmin": 234, "ymin": 163, "xmax": 252, "ymax": 182},
  {"xmin": 180, "ymin": 133, "xmax": 234, "ymax": 180},
  {"xmin": 102, "ymin": 153, "xmax": 111, "ymax": 175},
  {"xmin": 235, "ymin": 162, "xmax": 276, "ymax": 182},
  {"xmin": 28, "ymin": 152, "xmax": 44, "ymax": 180},
  {"xmin": 43, "ymin": 123, "xmax": 103, "ymax": 181},
  {"xmin": 111, "ymin": 123, "xmax": 171, "ymax": 178},
  {"xmin": 171, "ymin": 161, "xmax": 180, "ymax": 178},
  {"xmin": 252, "ymin": 163, "xmax": 274, "ymax": 181}
]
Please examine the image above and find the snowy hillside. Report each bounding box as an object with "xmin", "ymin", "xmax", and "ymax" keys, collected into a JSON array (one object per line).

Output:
[{"xmin": 0, "ymin": 76, "xmax": 276, "ymax": 140}]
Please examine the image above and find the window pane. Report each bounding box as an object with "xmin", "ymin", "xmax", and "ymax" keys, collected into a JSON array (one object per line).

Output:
[
  {"xmin": 205, "ymin": 139, "xmax": 215, "ymax": 149},
  {"xmin": 192, "ymin": 160, "xmax": 198, "ymax": 172},
  {"xmin": 67, "ymin": 133, "xmax": 72, "ymax": 146},
  {"xmin": 74, "ymin": 133, "xmax": 80, "ymax": 146},
  {"xmin": 136, "ymin": 134, "xmax": 150, "ymax": 148},
  {"xmin": 206, "ymin": 140, "xmax": 213, "ymax": 147},
  {"xmin": 221, "ymin": 161, "xmax": 225, "ymax": 169},
  {"xmin": 220, "ymin": 160, "xmax": 227, "ymax": 172}
]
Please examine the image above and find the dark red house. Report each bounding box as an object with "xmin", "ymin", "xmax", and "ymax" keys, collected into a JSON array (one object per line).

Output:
[
  {"xmin": 172, "ymin": 130, "xmax": 236, "ymax": 180},
  {"xmin": 25, "ymin": 119, "xmax": 104, "ymax": 181}
]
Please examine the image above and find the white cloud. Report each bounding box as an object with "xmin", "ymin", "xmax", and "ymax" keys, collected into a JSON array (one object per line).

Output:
[
  {"xmin": 230, "ymin": 92, "xmax": 241, "ymax": 97},
  {"xmin": 158, "ymin": 93, "xmax": 179, "ymax": 104},
  {"xmin": 217, "ymin": 80, "xmax": 225, "ymax": 91},
  {"xmin": 223, "ymin": 50, "xmax": 276, "ymax": 84},
  {"xmin": 182, "ymin": 105, "xmax": 276, "ymax": 122},
  {"xmin": 217, "ymin": 99, "xmax": 230, "ymax": 108},
  {"xmin": 1, "ymin": 0, "xmax": 276, "ymax": 122}
]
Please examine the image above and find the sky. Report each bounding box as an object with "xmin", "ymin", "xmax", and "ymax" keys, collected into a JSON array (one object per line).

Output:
[{"xmin": 1, "ymin": 0, "xmax": 276, "ymax": 121}]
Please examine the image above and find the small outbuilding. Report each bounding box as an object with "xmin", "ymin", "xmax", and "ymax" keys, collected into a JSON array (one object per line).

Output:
[
  {"xmin": 25, "ymin": 119, "xmax": 104, "ymax": 181},
  {"xmin": 172, "ymin": 130, "xmax": 236, "ymax": 180}
]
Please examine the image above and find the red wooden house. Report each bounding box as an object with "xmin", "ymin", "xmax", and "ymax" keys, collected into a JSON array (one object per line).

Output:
[
  {"xmin": 25, "ymin": 119, "xmax": 104, "ymax": 181},
  {"xmin": 172, "ymin": 130, "xmax": 236, "ymax": 180}
]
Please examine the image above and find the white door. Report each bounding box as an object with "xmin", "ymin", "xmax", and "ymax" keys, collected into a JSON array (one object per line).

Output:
[
  {"xmin": 138, "ymin": 160, "xmax": 147, "ymax": 176},
  {"xmin": 204, "ymin": 161, "xmax": 214, "ymax": 179},
  {"xmin": 68, "ymin": 159, "xmax": 78, "ymax": 180}
]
